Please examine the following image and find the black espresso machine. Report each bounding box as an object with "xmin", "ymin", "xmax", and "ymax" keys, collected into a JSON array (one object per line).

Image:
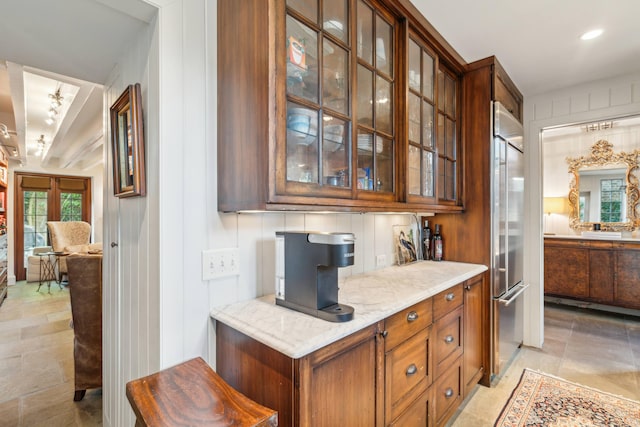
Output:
[{"xmin": 275, "ymin": 231, "xmax": 355, "ymax": 322}]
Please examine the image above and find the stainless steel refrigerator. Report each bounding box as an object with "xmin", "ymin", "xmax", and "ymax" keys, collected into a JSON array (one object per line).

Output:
[{"xmin": 492, "ymin": 101, "xmax": 527, "ymax": 376}]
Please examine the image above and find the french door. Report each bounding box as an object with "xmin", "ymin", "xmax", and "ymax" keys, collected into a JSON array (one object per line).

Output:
[{"xmin": 14, "ymin": 173, "xmax": 91, "ymax": 281}]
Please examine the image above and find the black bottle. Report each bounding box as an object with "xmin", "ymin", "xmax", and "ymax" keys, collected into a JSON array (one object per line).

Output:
[
  {"xmin": 422, "ymin": 220, "xmax": 432, "ymax": 260},
  {"xmin": 432, "ymin": 224, "xmax": 443, "ymax": 261}
]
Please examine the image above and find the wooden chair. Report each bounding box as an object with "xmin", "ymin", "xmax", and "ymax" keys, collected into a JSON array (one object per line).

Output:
[{"xmin": 126, "ymin": 357, "xmax": 277, "ymax": 426}]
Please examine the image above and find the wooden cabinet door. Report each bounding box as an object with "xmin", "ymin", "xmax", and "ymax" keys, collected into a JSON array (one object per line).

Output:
[
  {"xmin": 298, "ymin": 323, "xmax": 383, "ymax": 427},
  {"xmin": 462, "ymin": 274, "xmax": 485, "ymax": 397},
  {"xmin": 589, "ymin": 248, "xmax": 614, "ymax": 303},
  {"xmin": 615, "ymin": 248, "xmax": 640, "ymax": 309},
  {"xmin": 544, "ymin": 244, "xmax": 589, "ymax": 298}
]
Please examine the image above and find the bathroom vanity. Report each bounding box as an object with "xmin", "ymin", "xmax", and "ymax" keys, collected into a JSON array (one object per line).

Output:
[
  {"xmin": 211, "ymin": 261, "xmax": 488, "ymax": 427},
  {"xmin": 544, "ymin": 236, "xmax": 640, "ymax": 310}
]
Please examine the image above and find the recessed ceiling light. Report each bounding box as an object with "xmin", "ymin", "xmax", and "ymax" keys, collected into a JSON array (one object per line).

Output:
[{"xmin": 580, "ymin": 29, "xmax": 603, "ymax": 40}]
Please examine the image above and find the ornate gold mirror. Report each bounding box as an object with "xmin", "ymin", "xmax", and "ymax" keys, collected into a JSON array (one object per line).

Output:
[{"xmin": 566, "ymin": 139, "xmax": 640, "ymax": 231}]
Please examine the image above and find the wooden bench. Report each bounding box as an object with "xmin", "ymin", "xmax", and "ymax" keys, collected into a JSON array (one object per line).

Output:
[{"xmin": 126, "ymin": 357, "xmax": 277, "ymax": 426}]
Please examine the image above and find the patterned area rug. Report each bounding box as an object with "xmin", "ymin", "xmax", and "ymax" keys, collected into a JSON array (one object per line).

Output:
[{"xmin": 495, "ymin": 368, "xmax": 640, "ymax": 426}]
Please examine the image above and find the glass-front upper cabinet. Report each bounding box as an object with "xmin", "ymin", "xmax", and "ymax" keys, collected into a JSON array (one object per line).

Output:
[
  {"xmin": 437, "ymin": 64, "xmax": 458, "ymax": 202},
  {"xmin": 355, "ymin": 0, "xmax": 395, "ymax": 194},
  {"xmin": 407, "ymin": 36, "xmax": 435, "ymax": 202},
  {"xmin": 284, "ymin": 0, "xmax": 397, "ymax": 197},
  {"xmin": 285, "ymin": 0, "xmax": 352, "ymax": 192}
]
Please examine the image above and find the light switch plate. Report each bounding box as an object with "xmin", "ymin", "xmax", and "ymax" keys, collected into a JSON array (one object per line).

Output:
[{"xmin": 202, "ymin": 248, "xmax": 240, "ymax": 280}]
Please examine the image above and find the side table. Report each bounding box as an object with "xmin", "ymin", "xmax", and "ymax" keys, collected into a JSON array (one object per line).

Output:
[{"xmin": 37, "ymin": 252, "xmax": 67, "ymax": 292}]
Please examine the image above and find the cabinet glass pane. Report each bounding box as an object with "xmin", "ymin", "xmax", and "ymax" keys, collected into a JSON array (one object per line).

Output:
[
  {"xmin": 323, "ymin": 115, "xmax": 349, "ymax": 187},
  {"xmin": 408, "ymin": 93, "xmax": 420, "ymax": 143},
  {"xmin": 323, "ymin": 39, "xmax": 348, "ymax": 114},
  {"xmin": 438, "ymin": 157, "xmax": 445, "ymax": 199},
  {"xmin": 446, "ymin": 117, "xmax": 456, "ymax": 159},
  {"xmin": 356, "ymin": 132, "xmax": 374, "ymax": 190},
  {"xmin": 323, "ymin": 0, "xmax": 348, "ymax": 43},
  {"xmin": 446, "ymin": 160, "xmax": 456, "ymax": 200},
  {"xmin": 423, "ymin": 150, "xmax": 434, "ymax": 197},
  {"xmin": 377, "ymin": 135, "xmax": 393, "ymax": 192},
  {"xmin": 445, "ymin": 73, "xmax": 456, "ymax": 116},
  {"xmin": 422, "ymin": 52, "xmax": 434, "ymax": 99},
  {"xmin": 437, "ymin": 69, "xmax": 445, "ymax": 108},
  {"xmin": 356, "ymin": 0, "xmax": 373, "ymax": 64},
  {"xmin": 436, "ymin": 113, "xmax": 445, "ymax": 153},
  {"xmin": 408, "ymin": 145, "xmax": 420, "ymax": 195},
  {"xmin": 423, "ymin": 101, "xmax": 434, "ymax": 148},
  {"xmin": 375, "ymin": 15, "xmax": 392, "ymax": 75},
  {"xmin": 287, "ymin": 0, "xmax": 317, "ymax": 23},
  {"xmin": 286, "ymin": 16, "xmax": 319, "ymax": 103},
  {"xmin": 286, "ymin": 102, "xmax": 319, "ymax": 183},
  {"xmin": 376, "ymin": 76, "xmax": 392, "ymax": 134},
  {"xmin": 357, "ymin": 64, "xmax": 373, "ymax": 126},
  {"xmin": 408, "ymin": 39, "xmax": 421, "ymax": 92}
]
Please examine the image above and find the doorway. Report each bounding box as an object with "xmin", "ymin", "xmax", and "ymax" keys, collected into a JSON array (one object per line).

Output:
[{"xmin": 14, "ymin": 172, "xmax": 91, "ymax": 281}]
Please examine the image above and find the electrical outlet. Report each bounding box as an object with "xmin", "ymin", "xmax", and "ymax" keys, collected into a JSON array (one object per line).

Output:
[
  {"xmin": 202, "ymin": 248, "xmax": 240, "ymax": 280},
  {"xmin": 376, "ymin": 254, "xmax": 386, "ymax": 267}
]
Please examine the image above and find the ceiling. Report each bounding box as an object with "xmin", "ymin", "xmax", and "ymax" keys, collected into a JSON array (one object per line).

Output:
[
  {"xmin": 1, "ymin": 0, "xmax": 639, "ymax": 171},
  {"xmin": 0, "ymin": 0, "xmax": 155, "ymax": 169}
]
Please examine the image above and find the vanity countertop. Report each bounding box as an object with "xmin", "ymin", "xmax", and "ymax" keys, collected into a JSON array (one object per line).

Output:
[
  {"xmin": 210, "ymin": 260, "xmax": 487, "ymax": 359},
  {"xmin": 544, "ymin": 234, "xmax": 640, "ymax": 243}
]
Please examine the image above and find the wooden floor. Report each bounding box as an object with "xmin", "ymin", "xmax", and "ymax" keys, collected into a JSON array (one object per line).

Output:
[{"xmin": 0, "ymin": 280, "xmax": 102, "ymax": 426}]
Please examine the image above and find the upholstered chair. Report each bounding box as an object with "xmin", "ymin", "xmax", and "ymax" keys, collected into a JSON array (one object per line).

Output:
[
  {"xmin": 46, "ymin": 221, "xmax": 91, "ymax": 282},
  {"xmin": 66, "ymin": 254, "xmax": 102, "ymax": 401}
]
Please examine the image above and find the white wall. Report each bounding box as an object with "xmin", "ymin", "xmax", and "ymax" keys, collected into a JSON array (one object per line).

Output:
[{"xmin": 524, "ymin": 71, "xmax": 640, "ymax": 347}]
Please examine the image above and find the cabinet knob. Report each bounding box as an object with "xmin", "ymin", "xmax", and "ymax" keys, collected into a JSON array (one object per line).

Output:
[
  {"xmin": 111, "ymin": 242, "xmax": 118, "ymax": 248},
  {"xmin": 405, "ymin": 364, "xmax": 418, "ymax": 376},
  {"xmin": 444, "ymin": 388, "xmax": 454, "ymax": 398},
  {"xmin": 380, "ymin": 330, "xmax": 388, "ymax": 338},
  {"xmin": 465, "ymin": 285, "xmax": 471, "ymax": 291},
  {"xmin": 444, "ymin": 335, "xmax": 455, "ymax": 344},
  {"xmin": 445, "ymin": 292, "xmax": 455, "ymax": 301},
  {"xmin": 406, "ymin": 311, "xmax": 419, "ymax": 322}
]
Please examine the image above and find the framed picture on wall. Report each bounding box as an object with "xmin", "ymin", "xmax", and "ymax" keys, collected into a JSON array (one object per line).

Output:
[
  {"xmin": 110, "ymin": 83, "xmax": 146, "ymax": 198},
  {"xmin": 0, "ymin": 166, "xmax": 6, "ymax": 186},
  {"xmin": 0, "ymin": 192, "xmax": 4, "ymax": 212}
]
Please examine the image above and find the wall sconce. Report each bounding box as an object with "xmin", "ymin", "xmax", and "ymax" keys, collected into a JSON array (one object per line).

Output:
[{"xmin": 543, "ymin": 196, "xmax": 569, "ymax": 235}]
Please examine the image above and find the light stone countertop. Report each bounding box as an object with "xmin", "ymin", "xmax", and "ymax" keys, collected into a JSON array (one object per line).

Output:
[
  {"xmin": 210, "ymin": 260, "xmax": 488, "ymax": 359},
  {"xmin": 544, "ymin": 234, "xmax": 640, "ymax": 242}
]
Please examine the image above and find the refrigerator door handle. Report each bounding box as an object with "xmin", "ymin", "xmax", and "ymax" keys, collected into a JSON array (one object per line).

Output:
[{"xmin": 497, "ymin": 283, "xmax": 529, "ymax": 306}]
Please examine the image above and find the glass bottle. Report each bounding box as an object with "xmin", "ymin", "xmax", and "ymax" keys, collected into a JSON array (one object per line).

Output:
[
  {"xmin": 422, "ymin": 220, "xmax": 432, "ymax": 260},
  {"xmin": 432, "ymin": 224, "xmax": 443, "ymax": 261}
]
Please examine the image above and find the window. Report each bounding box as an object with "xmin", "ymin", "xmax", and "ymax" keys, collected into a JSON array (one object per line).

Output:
[{"xmin": 600, "ymin": 178, "xmax": 624, "ymax": 222}]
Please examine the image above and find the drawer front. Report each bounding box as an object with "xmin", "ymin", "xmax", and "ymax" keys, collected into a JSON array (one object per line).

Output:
[
  {"xmin": 433, "ymin": 284, "xmax": 462, "ymax": 321},
  {"xmin": 389, "ymin": 388, "xmax": 432, "ymax": 427},
  {"xmin": 434, "ymin": 306, "xmax": 463, "ymax": 374},
  {"xmin": 385, "ymin": 327, "xmax": 432, "ymax": 421},
  {"xmin": 434, "ymin": 358, "xmax": 462, "ymax": 427},
  {"xmin": 384, "ymin": 299, "xmax": 432, "ymax": 350}
]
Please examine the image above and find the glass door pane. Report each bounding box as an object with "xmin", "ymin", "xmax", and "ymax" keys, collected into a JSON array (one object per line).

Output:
[
  {"xmin": 23, "ymin": 191, "xmax": 48, "ymax": 265},
  {"xmin": 60, "ymin": 192, "xmax": 83, "ymax": 221}
]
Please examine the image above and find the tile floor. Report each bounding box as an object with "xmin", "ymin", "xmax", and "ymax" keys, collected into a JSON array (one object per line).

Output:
[
  {"xmin": 0, "ymin": 281, "xmax": 102, "ymax": 426},
  {"xmin": 0, "ymin": 281, "xmax": 638, "ymax": 426},
  {"xmin": 450, "ymin": 302, "xmax": 640, "ymax": 426}
]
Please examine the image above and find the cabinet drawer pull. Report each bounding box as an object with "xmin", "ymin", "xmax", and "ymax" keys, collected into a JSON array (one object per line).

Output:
[
  {"xmin": 380, "ymin": 330, "xmax": 388, "ymax": 338},
  {"xmin": 445, "ymin": 292, "xmax": 455, "ymax": 301},
  {"xmin": 444, "ymin": 388, "xmax": 454, "ymax": 398},
  {"xmin": 406, "ymin": 311, "xmax": 419, "ymax": 322},
  {"xmin": 444, "ymin": 335, "xmax": 455, "ymax": 344},
  {"xmin": 406, "ymin": 364, "xmax": 418, "ymax": 376}
]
